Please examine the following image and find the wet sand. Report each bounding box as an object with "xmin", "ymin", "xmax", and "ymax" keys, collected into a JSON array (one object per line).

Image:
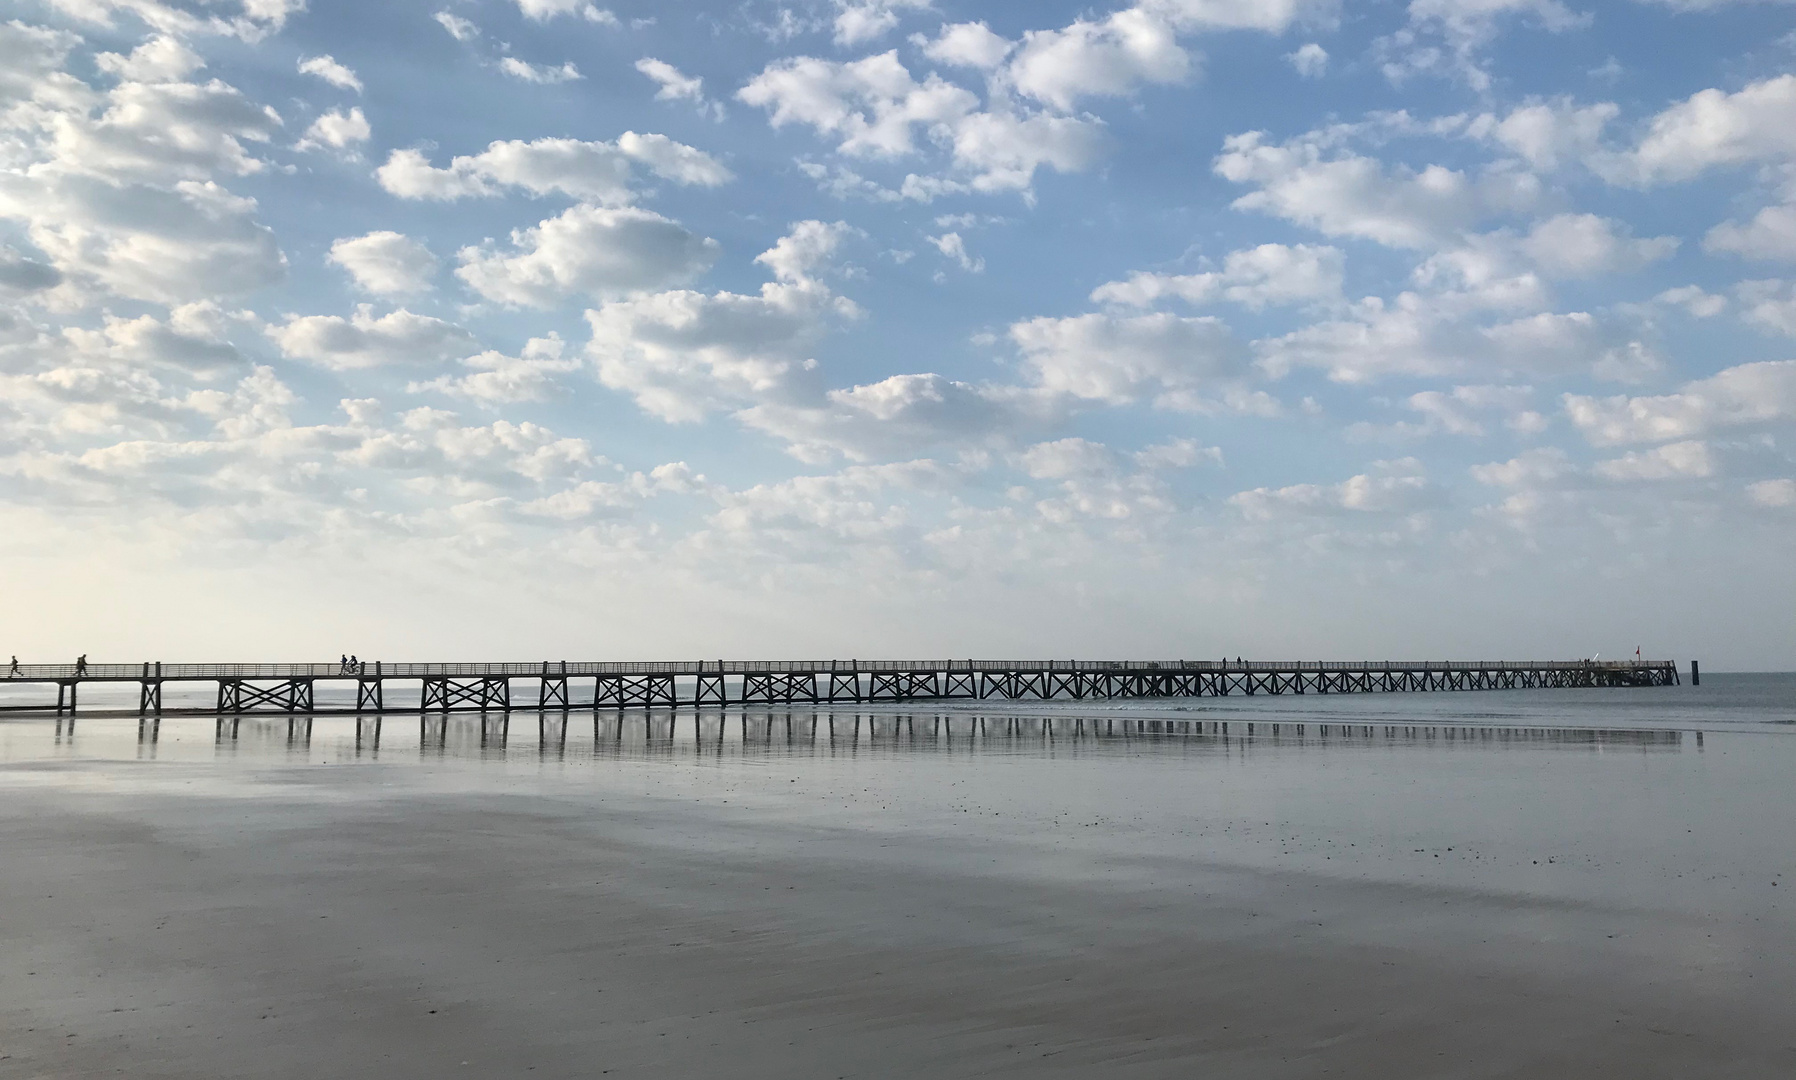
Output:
[{"xmin": 2, "ymin": 706, "xmax": 1793, "ymax": 1078}]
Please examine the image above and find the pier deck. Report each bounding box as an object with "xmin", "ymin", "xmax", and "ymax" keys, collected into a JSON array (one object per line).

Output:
[{"xmin": 0, "ymin": 659, "xmax": 1681, "ymax": 717}]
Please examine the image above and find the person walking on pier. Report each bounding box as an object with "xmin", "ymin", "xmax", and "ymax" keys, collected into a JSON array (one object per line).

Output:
[
  {"xmin": 7, "ymin": 656, "xmax": 17, "ymax": 677},
  {"xmin": 74, "ymin": 654, "xmax": 87, "ymax": 676},
  {"xmin": 340, "ymin": 654, "xmax": 349, "ymax": 673}
]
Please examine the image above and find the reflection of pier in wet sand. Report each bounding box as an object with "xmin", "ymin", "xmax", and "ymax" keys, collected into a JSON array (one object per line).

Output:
[
  {"xmin": 140, "ymin": 710, "xmax": 1689, "ymax": 755},
  {"xmin": 7, "ymin": 657, "xmax": 1683, "ymax": 719}
]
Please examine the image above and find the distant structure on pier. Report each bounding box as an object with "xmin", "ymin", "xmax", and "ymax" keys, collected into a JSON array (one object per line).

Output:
[{"xmin": 0, "ymin": 658, "xmax": 1682, "ymax": 717}]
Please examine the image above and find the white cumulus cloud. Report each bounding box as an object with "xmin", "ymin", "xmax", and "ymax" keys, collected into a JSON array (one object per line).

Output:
[
  {"xmin": 1287, "ymin": 43, "xmax": 1327, "ymax": 78},
  {"xmin": 434, "ymin": 11, "xmax": 479, "ymax": 40},
  {"xmin": 47, "ymin": 0, "xmax": 305, "ymax": 42},
  {"xmin": 1737, "ymin": 280, "xmax": 1796, "ymax": 336},
  {"xmin": 740, "ymin": 50, "xmax": 1104, "ymax": 196},
  {"xmin": 585, "ymin": 221, "xmax": 860, "ymax": 423},
  {"xmin": 917, "ymin": 22, "xmax": 1013, "ymax": 69},
  {"xmin": 376, "ymin": 134, "xmax": 730, "ymax": 203},
  {"xmin": 928, "ymin": 231, "xmax": 983, "ymax": 273},
  {"xmin": 1746, "ymin": 478, "xmax": 1796, "ymax": 508},
  {"xmin": 1593, "ymin": 440, "xmax": 1714, "ymax": 481},
  {"xmin": 328, "ymin": 232, "xmax": 438, "ymax": 297},
  {"xmin": 297, "ymin": 55, "xmax": 362, "ymax": 93},
  {"xmin": 1230, "ymin": 459, "xmax": 1441, "ymax": 520},
  {"xmin": 1009, "ymin": 311, "xmax": 1242, "ymax": 409},
  {"xmin": 457, "ymin": 205, "xmax": 720, "ymax": 308},
  {"xmin": 7, "ymin": 177, "xmax": 287, "ymax": 304},
  {"xmin": 1706, "ymin": 204, "xmax": 1796, "ymax": 262},
  {"xmin": 833, "ymin": 0, "xmax": 930, "ymax": 46},
  {"xmin": 1007, "ymin": 8, "xmax": 1192, "ymax": 112},
  {"xmin": 410, "ymin": 334, "xmax": 583, "ymax": 406},
  {"xmin": 267, "ymin": 305, "xmax": 477, "ymax": 370},
  {"xmin": 1629, "ymin": 75, "xmax": 1796, "ymax": 185},
  {"xmin": 1214, "ymin": 129, "xmax": 1539, "ymax": 250},
  {"xmin": 513, "ymin": 0, "xmax": 617, "ymax": 22},
  {"xmin": 1093, "ymin": 243, "xmax": 1344, "ymax": 309},
  {"xmin": 500, "ymin": 57, "xmax": 583, "ymax": 84},
  {"xmin": 94, "ymin": 34, "xmax": 202, "ymax": 81},
  {"xmin": 739, "ymin": 52, "xmax": 978, "ymax": 159},
  {"xmin": 299, "ymin": 106, "xmax": 369, "ymax": 150},
  {"xmin": 636, "ymin": 57, "xmax": 702, "ymax": 102},
  {"xmin": 1564, "ymin": 360, "xmax": 1796, "ymax": 446}
]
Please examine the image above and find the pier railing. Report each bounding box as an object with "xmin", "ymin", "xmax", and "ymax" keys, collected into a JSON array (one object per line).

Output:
[{"xmin": 4, "ymin": 658, "xmax": 1679, "ymax": 681}]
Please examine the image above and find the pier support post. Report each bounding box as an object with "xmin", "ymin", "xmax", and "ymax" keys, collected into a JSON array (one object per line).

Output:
[
  {"xmin": 355, "ymin": 661, "xmax": 384, "ymax": 712},
  {"xmin": 1691, "ymin": 660, "xmax": 1700, "ymax": 686},
  {"xmin": 826, "ymin": 663, "xmax": 861, "ymax": 703},
  {"xmin": 538, "ymin": 661, "xmax": 569, "ymax": 709},
  {"xmin": 138, "ymin": 662, "xmax": 163, "ymax": 716},
  {"xmin": 695, "ymin": 667, "xmax": 727, "ymax": 706}
]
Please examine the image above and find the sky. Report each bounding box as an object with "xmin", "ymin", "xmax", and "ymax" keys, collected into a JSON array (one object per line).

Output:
[{"xmin": 1, "ymin": 0, "xmax": 1794, "ymax": 668}]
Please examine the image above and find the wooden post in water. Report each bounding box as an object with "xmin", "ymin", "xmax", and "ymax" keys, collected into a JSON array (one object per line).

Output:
[{"xmin": 1691, "ymin": 660, "xmax": 1700, "ymax": 686}]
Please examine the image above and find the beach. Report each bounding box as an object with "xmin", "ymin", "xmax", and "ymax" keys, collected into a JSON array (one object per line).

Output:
[{"xmin": 2, "ymin": 679, "xmax": 1793, "ymax": 1078}]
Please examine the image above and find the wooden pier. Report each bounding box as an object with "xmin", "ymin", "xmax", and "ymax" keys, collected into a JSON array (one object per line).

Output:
[{"xmin": 0, "ymin": 659, "xmax": 1682, "ymax": 717}]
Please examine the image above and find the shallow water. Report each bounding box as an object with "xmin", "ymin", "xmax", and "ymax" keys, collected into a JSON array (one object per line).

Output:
[{"xmin": 2, "ymin": 675, "xmax": 1792, "ymax": 1078}]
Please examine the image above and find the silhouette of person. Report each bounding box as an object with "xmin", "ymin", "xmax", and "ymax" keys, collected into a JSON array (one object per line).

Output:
[
  {"xmin": 75, "ymin": 654, "xmax": 87, "ymax": 676},
  {"xmin": 350, "ymin": 654, "xmax": 359, "ymax": 674},
  {"xmin": 7, "ymin": 655, "xmax": 17, "ymax": 677}
]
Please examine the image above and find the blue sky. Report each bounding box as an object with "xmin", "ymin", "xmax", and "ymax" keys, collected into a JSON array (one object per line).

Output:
[{"xmin": 2, "ymin": 0, "xmax": 1794, "ymax": 666}]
